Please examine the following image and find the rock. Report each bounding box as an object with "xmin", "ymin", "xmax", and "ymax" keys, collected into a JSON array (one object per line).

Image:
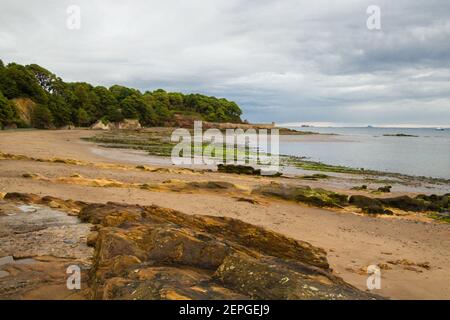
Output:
[
  {"xmin": 214, "ymin": 253, "xmax": 374, "ymax": 300},
  {"xmin": 1, "ymin": 194, "xmax": 380, "ymax": 300},
  {"xmin": 4, "ymin": 192, "xmax": 42, "ymax": 203},
  {"xmin": 87, "ymin": 231, "xmax": 99, "ymax": 247},
  {"xmin": 378, "ymin": 196, "xmax": 428, "ymax": 212},
  {"xmin": 351, "ymin": 185, "xmax": 368, "ymax": 191},
  {"xmin": 116, "ymin": 119, "xmax": 142, "ymax": 130},
  {"xmin": 254, "ymin": 184, "xmax": 348, "ymax": 208},
  {"xmin": 79, "ymin": 202, "xmax": 144, "ymax": 227},
  {"xmin": 415, "ymin": 194, "xmax": 449, "ymax": 212},
  {"xmin": 90, "ymin": 120, "xmax": 110, "ymax": 130},
  {"xmin": 300, "ymin": 174, "xmax": 329, "ymax": 180},
  {"xmin": 348, "ymin": 195, "xmax": 391, "ymax": 215},
  {"xmin": 90, "ymin": 119, "xmax": 142, "ymax": 130},
  {"xmin": 0, "ymin": 198, "xmax": 94, "ymax": 299},
  {"xmin": 11, "ymin": 98, "xmax": 36, "ymax": 126},
  {"xmin": 377, "ymin": 186, "xmax": 392, "ymax": 193},
  {"xmin": 40, "ymin": 196, "xmax": 87, "ymax": 215},
  {"xmin": 217, "ymin": 164, "xmax": 261, "ymax": 175},
  {"xmin": 234, "ymin": 197, "xmax": 261, "ymax": 205},
  {"xmin": 387, "ymin": 259, "xmax": 431, "ymax": 271},
  {"xmin": 82, "ymin": 201, "xmax": 378, "ymax": 300}
]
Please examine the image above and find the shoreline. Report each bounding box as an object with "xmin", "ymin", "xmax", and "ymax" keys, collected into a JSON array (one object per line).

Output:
[{"xmin": 0, "ymin": 129, "xmax": 450, "ymax": 299}]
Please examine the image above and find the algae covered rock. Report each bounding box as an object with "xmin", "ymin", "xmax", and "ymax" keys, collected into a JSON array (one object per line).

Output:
[
  {"xmin": 217, "ymin": 164, "xmax": 262, "ymax": 175},
  {"xmin": 349, "ymin": 195, "xmax": 387, "ymax": 214},
  {"xmin": 214, "ymin": 253, "xmax": 375, "ymax": 300},
  {"xmin": 254, "ymin": 184, "xmax": 348, "ymax": 208},
  {"xmin": 378, "ymin": 196, "xmax": 428, "ymax": 212},
  {"xmin": 377, "ymin": 185, "xmax": 392, "ymax": 193}
]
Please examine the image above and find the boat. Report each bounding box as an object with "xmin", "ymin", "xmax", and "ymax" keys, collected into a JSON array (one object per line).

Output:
[{"xmin": 435, "ymin": 127, "xmax": 445, "ymax": 131}]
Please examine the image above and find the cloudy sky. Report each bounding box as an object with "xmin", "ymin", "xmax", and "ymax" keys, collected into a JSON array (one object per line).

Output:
[{"xmin": 1, "ymin": 0, "xmax": 449, "ymax": 126}]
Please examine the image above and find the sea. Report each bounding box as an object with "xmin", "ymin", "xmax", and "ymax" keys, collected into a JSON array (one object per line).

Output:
[{"xmin": 278, "ymin": 127, "xmax": 450, "ymax": 180}]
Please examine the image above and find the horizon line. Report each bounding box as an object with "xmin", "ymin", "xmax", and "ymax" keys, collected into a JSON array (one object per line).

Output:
[{"xmin": 277, "ymin": 122, "xmax": 450, "ymax": 129}]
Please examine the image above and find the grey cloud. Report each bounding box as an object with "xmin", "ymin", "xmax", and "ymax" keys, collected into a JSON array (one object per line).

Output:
[{"xmin": 0, "ymin": 0, "xmax": 449, "ymax": 126}]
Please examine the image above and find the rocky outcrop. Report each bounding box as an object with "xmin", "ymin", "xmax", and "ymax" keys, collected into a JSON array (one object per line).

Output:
[
  {"xmin": 254, "ymin": 183, "xmax": 349, "ymax": 208},
  {"xmin": 349, "ymin": 195, "xmax": 392, "ymax": 215},
  {"xmin": 11, "ymin": 98, "xmax": 36, "ymax": 126},
  {"xmin": 377, "ymin": 185, "xmax": 392, "ymax": 193},
  {"xmin": 0, "ymin": 196, "xmax": 93, "ymax": 299},
  {"xmin": 91, "ymin": 120, "xmax": 110, "ymax": 130},
  {"xmin": 90, "ymin": 119, "xmax": 142, "ymax": 130},
  {"xmin": 79, "ymin": 201, "xmax": 378, "ymax": 300},
  {"xmin": 349, "ymin": 194, "xmax": 450, "ymax": 214},
  {"xmin": 217, "ymin": 164, "xmax": 262, "ymax": 175},
  {"xmin": 0, "ymin": 193, "xmax": 383, "ymax": 299}
]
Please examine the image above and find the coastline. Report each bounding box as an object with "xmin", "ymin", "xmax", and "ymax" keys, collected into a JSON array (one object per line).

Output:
[{"xmin": 0, "ymin": 129, "xmax": 450, "ymax": 299}]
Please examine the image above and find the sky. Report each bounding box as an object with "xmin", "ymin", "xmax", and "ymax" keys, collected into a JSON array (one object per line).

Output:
[{"xmin": 0, "ymin": 0, "xmax": 449, "ymax": 126}]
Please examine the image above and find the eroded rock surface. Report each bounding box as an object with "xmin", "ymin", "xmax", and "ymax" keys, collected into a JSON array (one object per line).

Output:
[
  {"xmin": 0, "ymin": 197, "xmax": 93, "ymax": 299},
  {"xmin": 80, "ymin": 202, "xmax": 378, "ymax": 300},
  {"xmin": 0, "ymin": 193, "xmax": 380, "ymax": 300}
]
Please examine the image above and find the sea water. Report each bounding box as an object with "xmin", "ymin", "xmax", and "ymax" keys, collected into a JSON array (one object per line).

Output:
[{"xmin": 279, "ymin": 127, "xmax": 450, "ymax": 179}]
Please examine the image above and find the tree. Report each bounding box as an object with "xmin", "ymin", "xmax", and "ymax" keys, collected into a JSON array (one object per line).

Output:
[
  {"xmin": 143, "ymin": 91, "xmax": 171, "ymax": 125},
  {"xmin": 26, "ymin": 64, "xmax": 58, "ymax": 93},
  {"xmin": 32, "ymin": 104, "xmax": 53, "ymax": 129},
  {"xmin": 0, "ymin": 61, "xmax": 243, "ymax": 128},
  {"xmin": 1, "ymin": 63, "xmax": 48, "ymax": 103},
  {"xmin": 110, "ymin": 85, "xmax": 139, "ymax": 102},
  {"xmin": 105, "ymin": 106, "xmax": 124, "ymax": 122},
  {"xmin": 168, "ymin": 92, "xmax": 184, "ymax": 110},
  {"xmin": 120, "ymin": 94, "xmax": 141, "ymax": 119},
  {"xmin": 47, "ymin": 95, "xmax": 72, "ymax": 127},
  {"xmin": 0, "ymin": 91, "xmax": 16, "ymax": 128},
  {"xmin": 93, "ymin": 86, "xmax": 118, "ymax": 117},
  {"xmin": 76, "ymin": 108, "xmax": 90, "ymax": 126}
]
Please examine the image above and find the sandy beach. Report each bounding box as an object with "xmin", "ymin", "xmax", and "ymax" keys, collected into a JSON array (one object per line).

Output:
[{"xmin": 0, "ymin": 129, "xmax": 449, "ymax": 299}]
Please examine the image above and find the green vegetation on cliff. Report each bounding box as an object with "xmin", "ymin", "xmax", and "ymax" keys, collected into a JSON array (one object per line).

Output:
[{"xmin": 0, "ymin": 59, "xmax": 242, "ymax": 129}]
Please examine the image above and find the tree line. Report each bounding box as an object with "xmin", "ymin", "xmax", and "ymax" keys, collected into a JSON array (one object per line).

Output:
[{"xmin": 0, "ymin": 59, "xmax": 242, "ymax": 129}]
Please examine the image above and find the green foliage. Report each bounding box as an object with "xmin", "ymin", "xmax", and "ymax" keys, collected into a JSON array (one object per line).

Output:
[
  {"xmin": 77, "ymin": 108, "xmax": 90, "ymax": 126},
  {"xmin": 0, "ymin": 91, "xmax": 16, "ymax": 128},
  {"xmin": 0, "ymin": 63, "xmax": 48, "ymax": 103},
  {"xmin": 184, "ymin": 94, "xmax": 242, "ymax": 122},
  {"xmin": 32, "ymin": 104, "xmax": 53, "ymax": 129},
  {"xmin": 0, "ymin": 60, "xmax": 243, "ymax": 128},
  {"xmin": 47, "ymin": 95, "xmax": 71, "ymax": 127}
]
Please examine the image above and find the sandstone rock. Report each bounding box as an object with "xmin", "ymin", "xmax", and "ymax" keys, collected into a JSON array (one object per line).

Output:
[
  {"xmin": 1, "ymin": 194, "xmax": 380, "ymax": 300},
  {"xmin": 87, "ymin": 231, "xmax": 99, "ymax": 247},
  {"xmin": 4, "ymin": 192, "xmax": 42, "ymax": 203},
  {"xmin": 90, "ymin": 120, "xmax": 109, "ymax": 130},
  {"xmin": 90, "ymin": 119, "xmax": 142, "ymax": 131},
  {"xmin": 214, "ymin": 253, "xmax": 374, "ymax": 299},
  {"xmin": 83, "ymin": 202, "xmax": 378, "ymax": 300}
]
